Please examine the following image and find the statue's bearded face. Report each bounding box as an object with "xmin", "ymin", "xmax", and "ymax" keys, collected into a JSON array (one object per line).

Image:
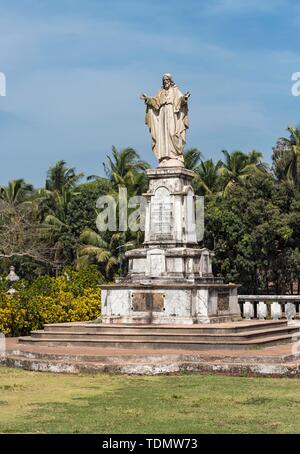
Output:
[{"xmin": 163, "ymin": 76, "xmax": 171, "ymax": 89}]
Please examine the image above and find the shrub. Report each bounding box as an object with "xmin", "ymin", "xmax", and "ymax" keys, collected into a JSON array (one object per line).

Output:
[{"xmin": 0, "ymin": 266, "xmax": 103, "ymax": 336}]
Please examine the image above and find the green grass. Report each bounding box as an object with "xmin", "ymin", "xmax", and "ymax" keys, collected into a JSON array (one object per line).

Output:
[{"xmin": 1, "ymin": 366, "xmax": 300, "ymax": 433}]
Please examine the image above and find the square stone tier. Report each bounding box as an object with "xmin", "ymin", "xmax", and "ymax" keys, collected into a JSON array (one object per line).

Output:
[
  {"xmin": 125, "ymin": 247, "xmax": 217, "ymax": 283},
  {"xmin": 101, "ymin": 282, "xmax": 240, "ymax": 325},
  {"xmin": 143, "ymin": 167, "xmax": 198, "ymax": 248}
]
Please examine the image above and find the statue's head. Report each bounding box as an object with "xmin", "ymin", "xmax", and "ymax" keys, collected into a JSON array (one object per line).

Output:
[{"xmin": 162, "ymin": 73, "xmax": 175, "ymax": 89}]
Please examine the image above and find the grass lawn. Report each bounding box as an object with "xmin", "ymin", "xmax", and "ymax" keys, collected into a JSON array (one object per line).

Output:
[{"xmin": 0, "ymin": 366, "xmax": 300, "ymax": 433}]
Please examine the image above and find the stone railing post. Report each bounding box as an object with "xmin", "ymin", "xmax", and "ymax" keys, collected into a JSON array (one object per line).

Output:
[
  {"xmin": 257, "ymin": 301, "xmax": 268, "ymax": 320},
  {"xmin": 286, "ymin": 302, "xmax": 296, "ymax": 321},
  {"xmin": 271, "ymin": 301, "xmax": 282, "ymax": 320},
  {"xmin": 243, "ymin": 301, "xmax": 254, "ymax": 320}
]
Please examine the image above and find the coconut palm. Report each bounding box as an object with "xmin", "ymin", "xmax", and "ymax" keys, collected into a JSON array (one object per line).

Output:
[
  {"xmin": 183, "ymin": 148, "xmax": 203, "ymax": 171},
  {"xmin": 40, "ymin": 188, "xmax": 79, "ymax": 270},
  {"xmin": 0, "ymin": 179, "xmax": 34, "ymax": 206},
  {"xmin": 77, "ymin": 228, "xmax": 136, "ymax": 279},
  {"xmin": 40, "ymin": 160, "xmax": 83, "ymax": 223},
  {"xmin": 195, "ymin": 159, "xmax": 222, "ymax": 195},
  {"xmin": 220, "ymin": 150, "xmax": 266, "ymax": 196},
  {"xmin": 282, "ymin": 126, "xmax": 300, "ymax": 188},
  {"xmin": 103, "ymin": 146, "xmax": 149, "ymax": 190},
  {"xmin": 247, "ymin": 150, "xmax": 269, "ymax": 172},
  {"xmin": 272, "ymin": 137, "xmax": 292, "ymax": 181},
  {"xmin": 43, "ymin": 189, "xmax": 72, "ymax": 231},
  {"xmin": 46, "ymin": 160, "xmax": 84, "ymax": 194}
]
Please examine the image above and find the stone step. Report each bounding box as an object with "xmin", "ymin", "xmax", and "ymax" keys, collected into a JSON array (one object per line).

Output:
[
  {"xmin": 18, "ymin": 332, "xmax": 300, "ymax": 350},
  {"xmin": 3, "ymin": 354, "xmax": 107, "ymax": 374},
  {"xmin": 7, "ymin": 346, "xmax": 294, "ymax": 365},
  {"xmin": 4, "ymin": 353, "xmax": 300, "ymax": 376},
  {"xmin": 43, "ymin": 320, "xmax": 288, "ymax": 335},
  {"xmin": 29, "ymin": 325, "xmax": 300, "ymax": 342}
]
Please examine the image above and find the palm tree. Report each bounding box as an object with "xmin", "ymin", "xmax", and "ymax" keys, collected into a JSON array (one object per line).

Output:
[
  {"xmin": 282, "ymin": 126, "xmax": 300, "ymax": 188},
  {"xmin": 220, "ymin": 150, "xmax": 266, "ymax": 196},
  {"xmin": 77, "ymin": 228, "xmax": 136, "ymax": 279},
  {"xmin": 272, "ymin": 137, "xmax": 292, "ymax": 181},
  {"xmin": 43, "ymin": 190, "xmax": 72, "ymax": 231},
  {"xmin": 247, "ymin": 150, "xmax": 269, "ymax": 172},
  {"xmin": 40, "ymin": 160, "xmax": 83, "ymax": 227},
  {"xmin": 183, "ymin": 148, "xmax": 203, "ymax": 171},
  {"xmin": 102, "ymin": 146, "xmax": 149, "ymax": 190},
  {"xmin": 41, "ymin": 189, "xmax": 78, "ymax": 270},
  {"xmin": 46, "ymin": 160, "xmax": 84, "ymax": 194},
  {"xmin": 195, "ymin": 159, "xmax": 222, "ymax": 195},
  {"xmin": 0, "ymin": 179, "xmax": 34, "ymax": 206}
]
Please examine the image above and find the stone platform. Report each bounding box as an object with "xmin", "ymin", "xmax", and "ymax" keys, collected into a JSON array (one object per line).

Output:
[
  {"xmin": 17, "ymin": 319, "xmax": 300, "ymax": 350},
  {"xmin": 2, "ymin": 320, "xmax": 300, "ymax": 377},
  {"xmin": 2, "ymin": 321, "xmax": 300, "ymax": 377}
]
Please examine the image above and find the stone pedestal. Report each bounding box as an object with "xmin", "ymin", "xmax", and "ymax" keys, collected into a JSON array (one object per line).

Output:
[
  {"xmin": 101, "ymin": 283, "xmax": 239, "ymax": 325},
  {"xmin": 101, "ymin": 167, "xmax": 240, "ymax": 324}
]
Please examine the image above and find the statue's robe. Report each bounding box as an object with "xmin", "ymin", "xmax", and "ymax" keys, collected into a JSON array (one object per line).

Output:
[{"xmin": 145, "ymin": 85, "xmax": 188, "ymax": 165}]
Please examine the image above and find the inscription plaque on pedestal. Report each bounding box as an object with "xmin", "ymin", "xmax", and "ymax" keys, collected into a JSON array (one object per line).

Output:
[
  {"xmin": 218, "ymin": 292, "xmax": 229, "ymax": 311},
  {"xmin": 150, "ymin": 201, "xmax": 173, "ymax": 241},
  {"xmin": 131, "ymin": 292, "xmax": 164, "ymax": 312}
]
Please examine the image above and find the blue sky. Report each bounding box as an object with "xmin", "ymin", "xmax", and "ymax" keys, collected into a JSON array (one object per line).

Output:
[{"xmin": 0, "ymin": 0, "xmax": 300, "ymax": 186}]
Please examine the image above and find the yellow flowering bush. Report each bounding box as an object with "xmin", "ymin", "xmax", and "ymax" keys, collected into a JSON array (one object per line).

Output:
[{"xmin": 0, "ymin": 266, "xmax": 103, "ymax": 336}]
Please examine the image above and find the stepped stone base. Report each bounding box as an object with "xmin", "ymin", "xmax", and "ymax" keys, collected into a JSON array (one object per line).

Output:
[
  {"xmin": 2, "ymin": 321, "xmax": 300, "ymax": 376},
  {"xmin": 16, "ymin": 320, "xmax": 300, "ymax": 351}
]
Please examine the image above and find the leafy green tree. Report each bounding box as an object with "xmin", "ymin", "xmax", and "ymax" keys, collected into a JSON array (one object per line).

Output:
[
  {"xmin": 287, "ymin": 248, "xmax": 300, "ymax": 294},
  {"xmin": 204, "ymin": 173, "xmax": 296, "ymax": 293},
  {"xmin": 65, "ymin": 179, "xmax": 113, "ymax": 238}
]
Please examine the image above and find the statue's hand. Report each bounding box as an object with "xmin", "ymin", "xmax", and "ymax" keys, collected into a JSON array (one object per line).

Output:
[
  {"xmin": 140, "ymin": 93, "xmax": 148, "ymax": 101},
  {"xmin": 183, "ymin": 91, "xmax": 191, "ymax": 100}
]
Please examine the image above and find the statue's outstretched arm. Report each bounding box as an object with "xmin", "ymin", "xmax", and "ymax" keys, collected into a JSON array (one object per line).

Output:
[
  {"xmin": 180, "ymin": 91, "xmax": 191, "ymax": 106},
  {"xmin": 140, "ymin": 93, "xmax": 159, "ymax": 109}
]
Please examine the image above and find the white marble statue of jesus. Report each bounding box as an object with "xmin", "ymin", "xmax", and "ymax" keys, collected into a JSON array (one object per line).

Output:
[{"xmin": 141, "ymin": 74, "xmax": 190, "ymax": 167}]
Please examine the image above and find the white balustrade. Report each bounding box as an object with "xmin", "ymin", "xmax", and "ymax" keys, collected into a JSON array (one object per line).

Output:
[{"xmin": 239, "ymin": 296, "xmax": 300, "ymax": 321}]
